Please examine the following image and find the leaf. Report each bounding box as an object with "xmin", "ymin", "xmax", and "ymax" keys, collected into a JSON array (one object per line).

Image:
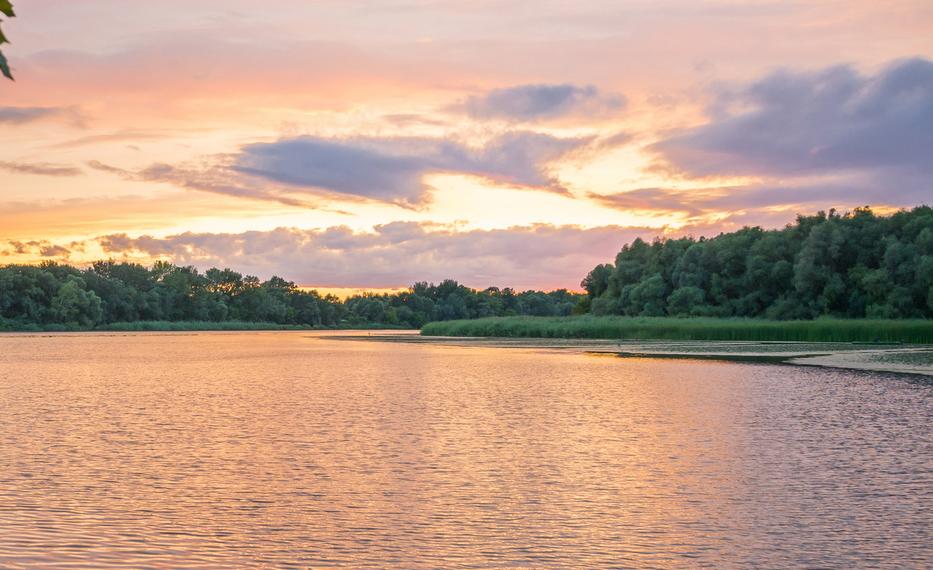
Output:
[
  {"xmin": 0, "ymin": 24, "xmax": 7, "ymax": 45},
  {"xmin": 0, "ymin": 1, "xmax": 14, "ymax": 18},
  {"xmin": 0, "ymin": 50, "xmax": 12, "ymax": 80}
]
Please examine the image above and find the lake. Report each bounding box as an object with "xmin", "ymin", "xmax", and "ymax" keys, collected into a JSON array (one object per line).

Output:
[{"xmin": 0, "ymin": 331, "xmax": 930, "ymax": 568}]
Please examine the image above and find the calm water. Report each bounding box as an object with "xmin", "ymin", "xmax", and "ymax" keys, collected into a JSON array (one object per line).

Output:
[{"xmin": 0, "ymin": 331, "xmax": 930, "ymax": 568}]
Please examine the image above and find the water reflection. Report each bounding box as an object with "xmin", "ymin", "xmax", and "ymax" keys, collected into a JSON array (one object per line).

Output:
[{"xmin": 0, "ymin": 332, "xmax": 930, "ymax": 567}]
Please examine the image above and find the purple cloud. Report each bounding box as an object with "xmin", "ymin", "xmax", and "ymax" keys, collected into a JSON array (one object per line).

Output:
[
  {"xmin": 230, "ymin": 132, "xmax": 594, "ymax": 205},
  {"xmin": 652, "ymin": 57, "xmax": 933, "ymax": 179},
  {"xmin": 90, "ymin": 131, "xmax": 602, "ymax": 207},
  {"xmin": 451, "ymin": 83, "xmax": 626, "ymax": 121},
  {"xmin": 0, "ymin": 161, "xmax": 83, "ymax": 177},
  {"xmin": 0, "ymin": 106, "xmax": 79, "ymax": 125},
  {"xmin": 591, "ymin": 181, "xmax": 931, "ymax": 217}
]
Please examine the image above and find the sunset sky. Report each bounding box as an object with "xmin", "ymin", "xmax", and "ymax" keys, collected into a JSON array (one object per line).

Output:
[{"xmin": 2, "ymin": 0, "xmax": 931, "ymax": 291}]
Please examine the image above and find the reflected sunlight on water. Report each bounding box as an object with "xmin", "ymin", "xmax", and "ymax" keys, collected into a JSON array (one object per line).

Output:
[{"xmin": 0, "ymin": 332, "xmax": 930, "ymax": 567}]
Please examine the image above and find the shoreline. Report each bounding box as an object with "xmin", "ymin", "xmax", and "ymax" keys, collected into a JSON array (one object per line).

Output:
[
  {"xmin": 4, "ymin": 328, "xmax": 930, "ymax": 377},
  {"xmin": 0, "ymin": 321, "xmax": 409, "ymax": 333},
  {"xmin": 327, "ymin": 334, "xmax": 933, "ymax": 378}
]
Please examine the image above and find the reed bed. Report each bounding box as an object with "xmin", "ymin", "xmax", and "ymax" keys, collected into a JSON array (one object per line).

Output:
[{"xmin": 421, "ymin": 316, "xmax": 933, "ymax": 344}]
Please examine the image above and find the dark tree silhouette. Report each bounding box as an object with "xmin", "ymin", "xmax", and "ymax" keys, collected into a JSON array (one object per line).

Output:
[{"xmin": 0, "ymin": 1, "xmax": 14, "ymax": 80}]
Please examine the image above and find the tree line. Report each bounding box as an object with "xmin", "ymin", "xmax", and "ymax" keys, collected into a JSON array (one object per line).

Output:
[
  {"xmin": 0, "ymin": 260, "xmax": 583, "ymax": 330},
  {"xmin": 580, "ymin": 206, "xmax": 933, "ymax": 319},
  {"xmin": 3, "ymin": 206, "xmax": 930, "ymax": 330}
]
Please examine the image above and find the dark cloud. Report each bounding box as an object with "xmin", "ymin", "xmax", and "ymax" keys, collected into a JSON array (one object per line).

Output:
[
  {"xmin": 94, "ymin": 223, "xmax": 652, "ymax": 289},
  {"xmin": 0, "ymin": 107, "xmax": 60, "ymax": 124},
  {"xmin": 136, "ymin": 163, "xmax": 316, "ymax": 209},
  {"xmin": 451, "ymin": 84, "xmax": 626, "ymax": 121},
  {"xmin": 7, "ymin": 241, "xmax": 28, "ymax": 255},
  {"xmin": 0, "ymin": 161, "xmax": 83, "ymax": 177},
  {"xmin": 652, "ymin": 57, "xmax": 933, "ymax": 180},
  {"xmin": 85, "ymin": 160, "xmax": 126, "ymax": 175},
  {"xmin": 89, "ymin": 132, "xmax": 597, "ymax": 207},
  {"xmin": 233, "ymin": 132, "xmax": 595, "ymax": 204},
  {"xmin": 39, "ymin": 244, "xmax": 71, "ymax": 257},
  {"xmin": 591, "ymin": 181, "xmax": 929, "ymax": 219},
  {"xmin": 0, "ymin": 106, "xmax": 86, "ymax": 127},
  {"xmin": 5, "ymin": 240, "xmax": 71, "ymax": 258},
  {"xmin": 87, "ymin": 160, "xmax": 320, "ymax": 209}
]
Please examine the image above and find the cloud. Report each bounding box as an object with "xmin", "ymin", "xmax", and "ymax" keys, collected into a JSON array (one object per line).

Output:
[
  {"xmin": 50, "ymin": 129, "xmax": 177, "ymax": 149},
  {"xmin": 590, "ymin": 188, "xmax": 706, "ymax": 216},
  {"xmin": 451, "ymin": 84, "xmax": 626, "ymax": 121},
  {"xmin": 40, "ymin": 244, "xmax": 71, "ymax": 257},
  {"xmin": 5, "ymin": 240, "xmax": 71, "ymax": 258},
  {"xmin": 593, "ymin": 131, "xmax": 634, "ymax": 149},
  {"xmin": 590, "ymin": 180, "xmax": 930, "ymax": 222},
  {"xmin": 87, "ymin": 160, "xmax": 320, "ymax": 209},
  {"xmin": 235, "ymin": 132, "xmax": 595, "ymax": 203},
  {"xmin": 0, "ymin": 106, "xmax": 81, "ymax": 125},
  {"xmin": 136, "ymin": 163, "xmax": 316, "ymax": 208},
  {"xmin": 93, "ymin": 223, "xmax": 652, "ymax": 289},
  {"xmin": 652, "ymin": 57, "xmax": 933, "ymax": 179},
  {"xmin": 381, "ymin": 113, "xmax": 450, "ymax": 127},
  {"xmin": 0, "ymin": 107, "xmax": 60, "ymax": 124},
  {"xmin": 0, "ymin": 161, "xmax": 83, "ymax": 177},
  {"xmin": 592, "ymin": 184, "xmax": 875, "ymax": 214},
  {"xmin": 7, "ymin": 241, "xmax": 28, "ymax": 255},
  {"xmin": 91, "ymin": 131, "xmax": 598, "ymax": 208}
]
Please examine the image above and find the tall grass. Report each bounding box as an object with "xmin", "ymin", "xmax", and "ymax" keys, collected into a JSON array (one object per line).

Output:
[{"xmin": 421, "ymin": 316, "xmax": 933, "ymax": 344}]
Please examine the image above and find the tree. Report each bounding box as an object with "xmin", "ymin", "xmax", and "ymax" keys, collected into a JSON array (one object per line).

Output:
[
  {"xmin": 627, "ymin": 273, "xmax": 668, "ymax": 316},
  {"xmin": 581, "ymin": 206, "xmax": 933, "ymax": 320},
  {"xmin": 667, "ymin": 286, "xmax": 705, "ymax": 317},
  {"xmin": 581, "ymin": 264, "xmax": 613, "ymax": 299},
  {"xmin": 1, "ymin": 1, "xmax": 14, "ymax": 80},
  {"xmin": 50, "ymin": 277, "xmax": 103, "ymax": 326}
]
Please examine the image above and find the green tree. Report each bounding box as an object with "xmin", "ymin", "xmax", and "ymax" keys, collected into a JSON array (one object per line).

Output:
[
  {"xmin": 667, "ymin": 286, "xmax": 705, "ymax": 317},
  {"xmin": 0, "ymin": 1, "xmax": 14, "ymax": 80},
  {"xmin": 582, "ymin": 206, "xmax": 933, "ymax": 320},
  {"xmin": 50, "ymin": 277, "xmax": 103, "ymax": 327},
  {"xmin": 581, "ymin": 264, "xmax": 613, "ymax": 299}
]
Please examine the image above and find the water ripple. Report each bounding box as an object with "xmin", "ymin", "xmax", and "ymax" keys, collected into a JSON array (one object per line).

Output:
[{"xmin": 0, "ymin": 331, "xmax": 930, "ymax": 568}]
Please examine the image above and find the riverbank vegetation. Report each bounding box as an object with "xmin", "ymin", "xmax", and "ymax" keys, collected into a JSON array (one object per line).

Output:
[
  {"xmin": 580, "ymin": 206, "xmax": 932, "ymax": 319},
  {"xmin": 422, "ymin": 316, "xmax": 933, "ymax": 343},
  {"xmin": 423, "ymin": 206, "xmax": 933, "ymax": 343},
  {"xmin": 3, "ymin": 206, "xmax": 929, "ymax": 334},
  {"xmin": 0, "ymin": 261, "xmax": 582, "ymax": 331}
]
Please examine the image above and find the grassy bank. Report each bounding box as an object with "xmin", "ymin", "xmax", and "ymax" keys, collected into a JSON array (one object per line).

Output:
[
  {"xmin": 421, "ymin": 316, "xmax": 933, "ymax": 344},
  {"xmin": 0, "ymin": 320, "xmax": 408, "ymax": 333}
]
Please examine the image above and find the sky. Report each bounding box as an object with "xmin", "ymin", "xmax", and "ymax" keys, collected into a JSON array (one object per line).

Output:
[{"xmin": 1, "ymin": 0, "xmax": 931, "ymax": 292}]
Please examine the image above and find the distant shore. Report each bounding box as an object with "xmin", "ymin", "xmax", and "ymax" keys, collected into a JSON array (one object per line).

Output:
[
  {"xmin": 0, "ymin": 321, "xmax": 408, "ymax": 333},
  {"xmin": 330, "ymin": 333, "xmax": 933, "ymax": 377},
  {"xmin": 420, "ymin": 316, "xmax": 933, "ymax": 344}
]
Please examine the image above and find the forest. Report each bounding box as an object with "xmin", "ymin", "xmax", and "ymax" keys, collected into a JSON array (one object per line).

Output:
[
  {"xmin": 0, "ymin": 260, "xmax": 582, "ymax": 331},
  {"xmin": 2, "ymin": 206, "xmax": 931, "ymax": 331},
  {"xmin": 580, "ymin": 206, "xmax": 933, "ymax": 319}
]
